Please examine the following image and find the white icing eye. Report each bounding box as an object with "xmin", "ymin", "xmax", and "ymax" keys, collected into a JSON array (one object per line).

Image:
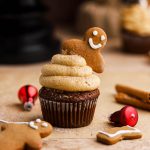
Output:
[
  {"xmin": 42, "ymin": 122, "xmax": 48, "ymax": 128},
  {"xmin": 36, "ymin": 119, "xmax": 41, "ymax": 123},
  {"xmin": 101, "ymin": 35, "xmax": 106, "ymax": 41},
  {"xmin": 93, "ymin": 30, "xmax": 98, "ymax": 36}
]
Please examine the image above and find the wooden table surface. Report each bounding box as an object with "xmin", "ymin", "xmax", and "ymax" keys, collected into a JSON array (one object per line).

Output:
[{"xmin": 0, "ymin": 31, "xmax": 150, "ymax": 150}]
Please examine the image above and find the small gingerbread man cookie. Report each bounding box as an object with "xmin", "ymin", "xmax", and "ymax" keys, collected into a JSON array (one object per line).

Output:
[
  {"xmin": 62, "ymin": 27, "xmax": 107, "ymax": 73},
  {"xmin": 0, "ymin": 119, "xmax": 52, "ymax": 150}
]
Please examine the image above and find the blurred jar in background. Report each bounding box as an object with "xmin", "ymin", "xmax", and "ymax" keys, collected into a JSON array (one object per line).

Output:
[
  {"xmin": 121, "ymin": 0, "xmax": 150, "ymax": 54},
  {"xmin": 0, "ymin": 0, "xmax": 60, "ymax": 64}
]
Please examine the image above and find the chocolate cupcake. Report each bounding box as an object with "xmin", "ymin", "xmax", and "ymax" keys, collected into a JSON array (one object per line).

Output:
[
  {"xmin": 39, "ymin": 54, "xmax": 100, "ymax": 128},
  {"xmin": 121, "ymin": 3, "xmax": 150, "ymax": 54}
]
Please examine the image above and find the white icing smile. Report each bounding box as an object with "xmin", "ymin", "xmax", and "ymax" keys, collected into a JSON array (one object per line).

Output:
[
  {"xmin": 88, "ymin": 38, "xmax": 102, "ymax": 49},
  {"xmin": 88, "ymin": 30, "xmax": 106, "ymax": 49}
]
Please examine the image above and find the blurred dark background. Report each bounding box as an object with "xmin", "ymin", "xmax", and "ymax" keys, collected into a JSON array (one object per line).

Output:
[
  {"xmin": 43, "ymin": 0, "xmax": 86, "ymax": 24},
  {"xmin": 0, "ymin": 0, "xmax": 149, "ymax": 64}
]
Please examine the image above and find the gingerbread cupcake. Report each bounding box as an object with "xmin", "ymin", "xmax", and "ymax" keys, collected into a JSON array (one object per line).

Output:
[
  {"xmin": 39, "ymin": 54, "xmax": 100, "ymax": 128},
  {"xmin": 121, "ymin": 0, "xmax": 150, "ymax": 53},
  {"xmin": 39, "ymin": 27, "xmax": 107, "ymax": 128}
]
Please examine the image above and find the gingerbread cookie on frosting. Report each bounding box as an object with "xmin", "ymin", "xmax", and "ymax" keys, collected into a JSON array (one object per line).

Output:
[
  {"xmin": 0, "ymin": 119, "xmax": 52, "ymax": 150},
  {"xmin": 97, "ymin": 126, "xmax": 142, "ymax": 145},
  {"xmin": 62, "ymin": 27, "xmax": 107, "ymax": 73}
]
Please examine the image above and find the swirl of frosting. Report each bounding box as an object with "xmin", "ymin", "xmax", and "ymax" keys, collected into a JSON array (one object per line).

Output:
[
  {"xmin": 41, "ymin": 64, "xmax": 92, "ymax": 77},
  {"xmin": 122, "ymin": 4, "xmax": 150, "ymax": 36},
  {"xmin": 51, "ymin": 54, "xmax": 86, "ymax": 66},
  {"xmin": 40, "ymin": 54, "xmax": 100, "ymax": 91}
]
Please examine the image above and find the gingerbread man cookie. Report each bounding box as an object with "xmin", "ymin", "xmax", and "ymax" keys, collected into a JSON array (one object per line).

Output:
[
  {"xmin": 97, "ymin": 126, "xmax": 142, "ymax": 145},
  {"xmin": 0, "ymin": 119, "xmax": 52, "ymax": 150},
  {"xmin": 62, "ymin": 27, "xmax": 107, "ymax": 73}
]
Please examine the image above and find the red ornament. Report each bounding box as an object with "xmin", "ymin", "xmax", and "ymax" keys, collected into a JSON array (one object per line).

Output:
[
  {"xmin": 109, "ymin": 106, "xmax": 138, "ymax": 127},
  {"xmin": 18, "ymin": 85, "xmax": 38, "ymax": 111}
]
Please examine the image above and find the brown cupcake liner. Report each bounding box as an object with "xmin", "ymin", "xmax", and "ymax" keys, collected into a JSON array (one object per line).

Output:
[{"xmin": 39, "ymin": 97, "xmax": 98, "ymax": 128}]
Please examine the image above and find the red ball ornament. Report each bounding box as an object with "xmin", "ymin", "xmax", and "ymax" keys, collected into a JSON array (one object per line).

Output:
[
  {"xmin": 109, "ymin": 106, "xmax": 138, "ymax": 127},
  {"xmin": 18, "ymin": 85, "xmax": 38, "ymax": 111}
]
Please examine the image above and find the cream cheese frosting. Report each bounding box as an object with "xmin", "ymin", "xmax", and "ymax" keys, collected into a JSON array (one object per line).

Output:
[
  {"xmin": 122, "ymin": 4, "xmax": 150, "ymax": 36},
  {"xmin": 41, "ymin": 64, "xmax": 92, "ymax": 77},
  {"xmin": 39, "ymin": 54, "xmax": 100, "ymax": 91},
  {"xmin": 51, "ymin": 54, "xmax": 86, "ymax": 66}
]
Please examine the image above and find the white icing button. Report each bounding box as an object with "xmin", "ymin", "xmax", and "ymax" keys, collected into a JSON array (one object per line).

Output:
[
  {"xmin": 42, "ymin": 122, "xmax": 48, "ymax": 128},
  {"xmin": 101, "ymin": 35, "xmax": 106, "ymax": 41},
  {"xmin": 36, "ymin": 119, "xmax": 41, "ymax": 123},
  {"xmin": 29, "ymin": 121, "xmax": 38, "ymax": 130},
  {"xmin": 93, "ymin": 30, "xmax": 98, "ymax": 36}
]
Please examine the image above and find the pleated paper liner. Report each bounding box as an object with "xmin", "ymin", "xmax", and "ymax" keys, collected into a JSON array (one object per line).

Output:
[{"xmin": 40, "ymin": 97, "xmax": 98, "ymax": 128}]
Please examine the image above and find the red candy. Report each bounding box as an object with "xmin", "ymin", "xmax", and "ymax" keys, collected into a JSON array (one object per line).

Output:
[
  {"xmin": 109, "ymin": 106, "xmax": 138, "ymax": 127},
  {"xmin": 18, "ymin": 85, "xmax": 38, "ymax": 111}
]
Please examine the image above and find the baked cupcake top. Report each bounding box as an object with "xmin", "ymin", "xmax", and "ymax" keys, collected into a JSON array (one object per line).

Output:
[
  {"xmin": 39, "ymin": 54, "xmax": 100, "ymax": 92},
  {"xmin": 122, "ymin": 4, "xmax": 150, "ymax": 36}
]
